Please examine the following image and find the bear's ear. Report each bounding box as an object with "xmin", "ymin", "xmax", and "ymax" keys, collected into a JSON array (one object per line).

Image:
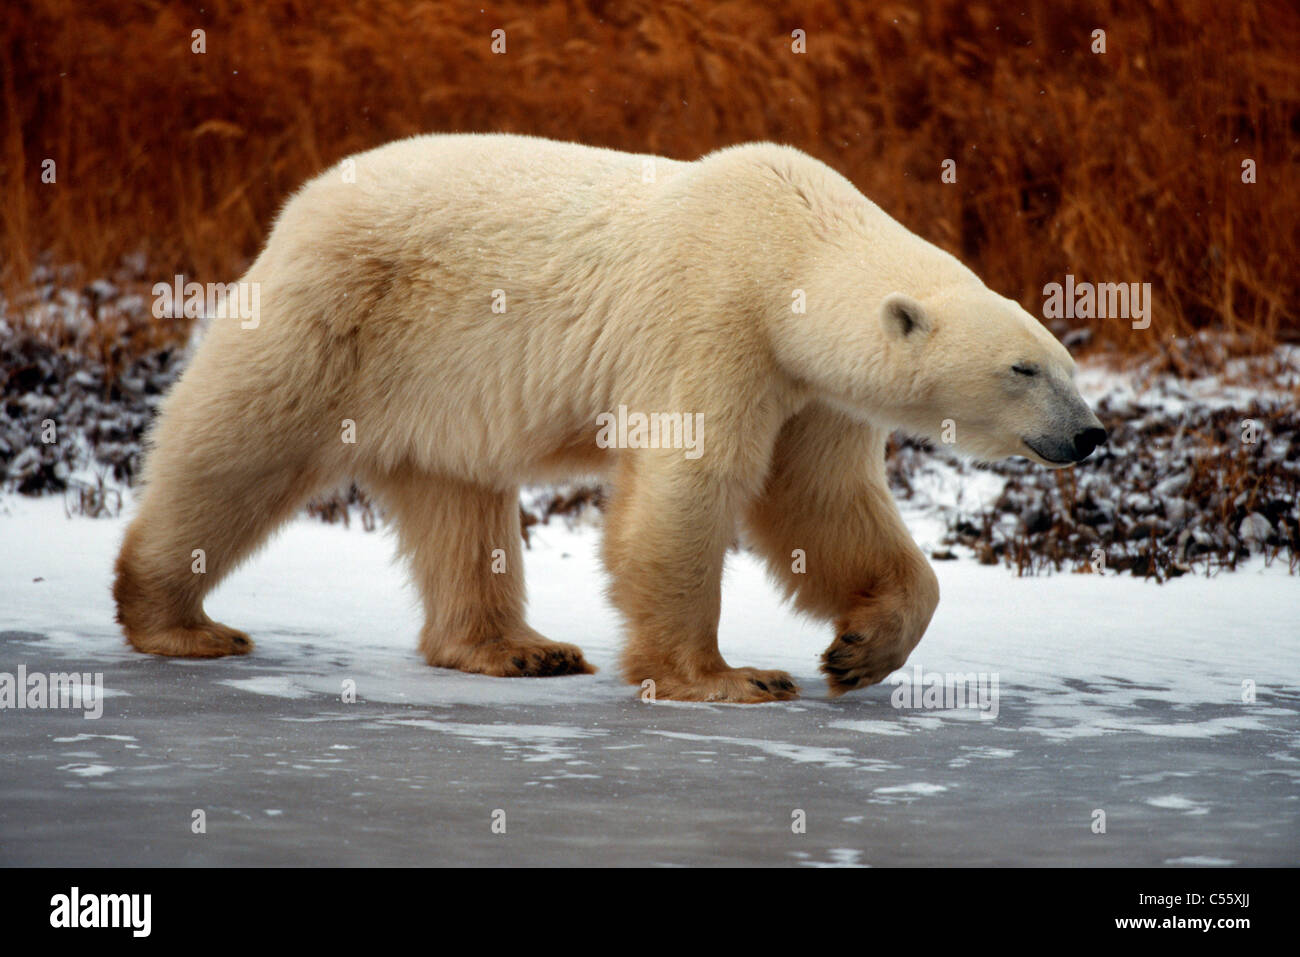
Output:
[{"xmin": 881, "ymin": 293, "xmax": 933, "ymax": 340}]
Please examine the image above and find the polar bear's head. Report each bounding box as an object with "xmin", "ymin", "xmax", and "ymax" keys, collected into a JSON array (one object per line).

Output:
[
  {"xmin": 873, "ymin": 286, "xmax": 1106, "ymax": 467},
  {"xmin": 729, "ymin": 143, "xmax": 1105, "ymax": 466}
]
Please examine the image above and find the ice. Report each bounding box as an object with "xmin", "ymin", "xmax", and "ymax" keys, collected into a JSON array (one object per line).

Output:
[{"xmin": 1, "ymin": 480, "xmax": 1296, "ymax": 865}]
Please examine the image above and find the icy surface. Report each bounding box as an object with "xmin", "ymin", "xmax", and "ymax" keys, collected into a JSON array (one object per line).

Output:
[{"xmin": 1, "ymin": 496, "xmax": 1297, "ymax": 865}]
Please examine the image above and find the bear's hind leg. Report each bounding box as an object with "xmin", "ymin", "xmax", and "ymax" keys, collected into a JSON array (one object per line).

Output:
[
  {"xmin": 369, "ymin": 470, "xmax": 594, "ymax": 677},
  {"xmin": 115, "ymin": 456, "xmax": 324, "ymax": 658}
]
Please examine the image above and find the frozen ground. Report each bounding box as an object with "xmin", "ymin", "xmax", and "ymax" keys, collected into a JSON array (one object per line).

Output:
[{"xmin": 1, "ymin": 496, "xmax": 1297, "ymax": 866}]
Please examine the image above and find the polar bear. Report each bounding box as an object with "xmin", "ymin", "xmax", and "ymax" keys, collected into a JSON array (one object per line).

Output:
[{"xmin": 114, "ymin": 134, "xmax": 1105, "ymax": 702}]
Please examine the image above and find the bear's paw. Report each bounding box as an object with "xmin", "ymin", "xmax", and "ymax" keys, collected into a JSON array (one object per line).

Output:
[
  {"xmin": 427, "ymin": 630, "xmax": 596, "ymax": 678},
  {"xmin": 638, "ymin": 666, "xmax": 799, "ymax": 704},
  {"xmin": 125, "ymin": 621, "xmax": 254, "ymax": 658}
]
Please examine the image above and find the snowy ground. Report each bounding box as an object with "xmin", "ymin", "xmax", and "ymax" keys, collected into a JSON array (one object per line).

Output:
[{"xmin": 1, "ymin": 496, "xmax": 1297, "ymax": 866}]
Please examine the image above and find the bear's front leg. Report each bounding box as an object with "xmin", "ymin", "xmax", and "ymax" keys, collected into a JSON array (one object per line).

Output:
[
  {"xmin": 819, "ymin": 560, "xmax": 938, "ymax": 696},
  {"xmin": 745, "ymin": 404, "xmax": 940, "ymax": 696},
  {"xmin": 603, "ymin": 451, "xmax": 798, "ymax": 703}
]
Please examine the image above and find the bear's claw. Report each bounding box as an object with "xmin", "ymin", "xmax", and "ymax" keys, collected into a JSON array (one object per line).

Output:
[
  {"xmin": 820, "ymin": 631, "xmax": 906, "ymax": 696},
  {"xmin": 124, "ymin": 621, "xmax": 255, "ymax": 659},
  {"xmin": 635, "ymin": 666, "xmax": 800, "ymax": 703},
  {"xmin": 491, "ymin": 644, "xmax": 594, "ymax": 677},
  {"xmin": 430, "ymin": 632, "xmax": 596, "ymax": 678}
]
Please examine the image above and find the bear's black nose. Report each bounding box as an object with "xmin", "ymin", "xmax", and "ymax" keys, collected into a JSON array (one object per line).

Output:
[{"xmin": 1073, "ymin": 427, "xmax": 1107, "ymax": 459}]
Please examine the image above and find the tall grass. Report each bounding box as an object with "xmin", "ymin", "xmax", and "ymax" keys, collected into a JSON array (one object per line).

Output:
[{"xmin": 4, "ymin": 0, "xmax": 1297, "ymax": 357}]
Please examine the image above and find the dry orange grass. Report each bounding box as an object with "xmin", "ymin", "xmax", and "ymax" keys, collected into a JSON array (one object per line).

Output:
[{"xmin": 3, "ymin": 0, "xmax": 1297, "ymax": 358}]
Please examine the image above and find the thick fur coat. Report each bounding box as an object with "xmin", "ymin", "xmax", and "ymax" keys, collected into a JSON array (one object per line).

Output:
[{"xmin": 114, "ymin": 134, "xmax": 1102, "ymax": 702}]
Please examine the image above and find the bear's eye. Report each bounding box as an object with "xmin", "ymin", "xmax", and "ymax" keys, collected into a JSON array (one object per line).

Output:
[{"xmin": 1012, "ymin": 363, "xmax": 1038, "ymax": 377}]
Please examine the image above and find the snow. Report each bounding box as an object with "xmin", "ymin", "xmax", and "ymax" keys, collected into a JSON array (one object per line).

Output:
[
  {"xmin": 1, "ymin": 493, "xmax": 1297, "ymax": 865},
  {"xmin": 1075, "ymin": 344, "xmax": 1300, "ymax": 416},
  {"xmin": 7, "ymin": 491, "xmax": 1293, "ymax": 719},
  {"xmin": 3, "ymin": 489, "xmax": 1298, "ymax": 735}
]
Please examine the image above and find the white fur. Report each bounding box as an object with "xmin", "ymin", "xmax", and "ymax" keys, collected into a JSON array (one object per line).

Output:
[{"xmin": 113, "ymin": 134, "xmax": 1099, "ymax": 702}]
